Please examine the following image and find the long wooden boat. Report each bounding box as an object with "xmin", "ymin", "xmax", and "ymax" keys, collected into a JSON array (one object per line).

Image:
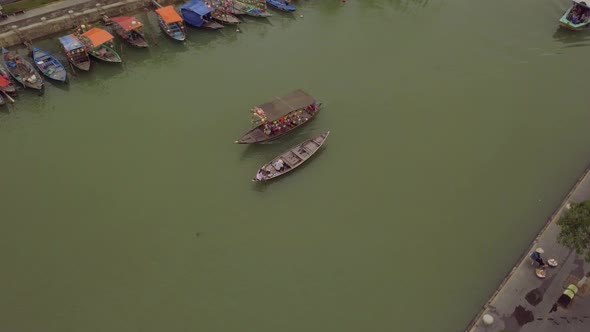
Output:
[
  {"xmin": 180, "ymin": 0, "xmax": 224, "ymax": 29},
  {"xmin": 110, "ymin": 16, "xmax": 149, "ymax": 48},
  {"xmin": 233, "ymin": 0, "xmax": 272, "ymax": 17},
  {"xmin": 1, "ymin": 48, "xmax": 44, "ymax": 90},
  {"xmin": 155, "ymin": 5, "xmax": 187, "ymax": 41},
  {"xmin": 0, "ymin": 66, "xmax": 17, "ymax": 96},
  {"xmin": 253, "ymin": 131, "xmax": 330, "ymax": 182},
  {"xmin": 32, "ymin": 48, "xmax": 67, "ymax": 82},
  {"xmin": 266, "ymin": 0, "xmax": 296, "ymax": 12},
  {"xmin": 211, "ymin": 8, "xmax": 241, "ymax": 24},
  {"xmin": 560, "ymin": 1, "xmax": 590, "ymax": 30},
  {"xmin": 58, "ymin": 34, "xmax": 90, "ymax": 71},
  {"xmin": 235, "ymin": 89, "xmax": 322, "ymax": 144},
  {"xmin": 80, "ymin": 28, "xmax": 122, "ymax": 63}
]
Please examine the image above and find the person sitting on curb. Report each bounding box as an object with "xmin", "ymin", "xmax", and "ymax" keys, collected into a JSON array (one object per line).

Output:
[{"xmin": 530, "ymin": 248, "xmax": 546, "ymax": 267}]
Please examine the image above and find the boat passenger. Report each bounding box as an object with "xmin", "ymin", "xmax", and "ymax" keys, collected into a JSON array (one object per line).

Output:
[
  {"xmin": 256, "ymin": 170, "xmax": 265, "ymax": 181},
  {"xmin": 273, "ymin": 159, "xmax": 284, "ymax": 171}
]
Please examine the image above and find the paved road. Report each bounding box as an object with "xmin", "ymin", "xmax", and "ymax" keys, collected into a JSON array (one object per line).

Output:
[{"xmin": 468, "ymin": 169, "xmax": 590, "ymax": 332}]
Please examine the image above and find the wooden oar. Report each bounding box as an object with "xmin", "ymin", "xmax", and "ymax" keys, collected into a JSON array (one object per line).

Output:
[{"xmin": 0, "ymin": 90, "xmax": 15, "ymax": 103}]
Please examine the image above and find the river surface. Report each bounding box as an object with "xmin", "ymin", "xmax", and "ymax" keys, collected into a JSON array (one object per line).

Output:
[{"xmin": 2, "ymin": 1, "xmax": 590, "ymax": 331}]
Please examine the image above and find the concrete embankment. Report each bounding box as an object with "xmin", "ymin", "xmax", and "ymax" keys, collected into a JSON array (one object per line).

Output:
[{"xmin": 0, "ymin": 0, "xmax": 176, "ymax": 47}]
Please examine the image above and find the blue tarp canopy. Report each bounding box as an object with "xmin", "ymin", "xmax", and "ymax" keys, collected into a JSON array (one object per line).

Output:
[
  {"xmin": 180, "ymin": 0, "xmax": 213, "ymax": 27},
  {"xmin": 181, "ymin": 0, "xmax": 213, "ymax": 16},
  {"xmin": 58, "ymin": 35, "xmax": 83, "ymax": 51}
]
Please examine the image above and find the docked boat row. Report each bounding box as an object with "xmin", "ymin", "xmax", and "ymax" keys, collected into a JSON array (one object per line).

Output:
[
  {"xmin": 0, "ymin": 0, "xmax": 301, "ymax": 103},
  {"xmin": 233, "ymin": 89, "xmax": 328, "ymax": 182},
  {"xmin": 560, "ymin": 0, "xmax": 590, "ymax": 30}
]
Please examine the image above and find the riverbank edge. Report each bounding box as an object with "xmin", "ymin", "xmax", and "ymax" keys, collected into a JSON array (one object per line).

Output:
[
  {"xmin": 463, "ymin": 163, "xmax": 590, "ymax": 331},
  {"xmin": 0, "ymin": 0, "xmax": 177, "ymax": 47}
]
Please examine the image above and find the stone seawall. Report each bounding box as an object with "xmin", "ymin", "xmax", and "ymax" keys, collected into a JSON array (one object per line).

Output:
[{"xmin": 0, "ymin": 0, "xmax": 177, "ymax": 47}]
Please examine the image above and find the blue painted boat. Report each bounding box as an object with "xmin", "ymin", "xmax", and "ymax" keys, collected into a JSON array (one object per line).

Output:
[
  {"xmin": 560, "ymin": 1, "xmax": 590, "ymax": 30},
  {"xmin": 266, "ymin": 0, "xmax": 296, "ymax": 12},
  {"xmin": 32, "ymin": 48, "xmax": 67, "ymax": 82},
  {"xmin": 180, "ymin": 0, "xmax": 223, "ymax": 29}
]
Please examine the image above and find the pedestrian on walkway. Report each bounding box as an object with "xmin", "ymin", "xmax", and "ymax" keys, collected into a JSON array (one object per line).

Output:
[{"xmin": 530, "ymin": 248, "xmax": 546, "ymax": 267}]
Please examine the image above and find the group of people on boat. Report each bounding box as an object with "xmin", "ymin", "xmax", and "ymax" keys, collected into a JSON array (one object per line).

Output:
[
  {"xmin": 261, "ymin": 102, "xmax": 318, "ymax": 136},
  {"xmin": 567, "ymin": 2, "xmax": 590, "ymax": 24}
]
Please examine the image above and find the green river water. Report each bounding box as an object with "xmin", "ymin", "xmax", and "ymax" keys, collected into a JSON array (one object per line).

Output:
[{"xmin": 2, "ymin": 1, "xmax": 590, "ymax": 331}]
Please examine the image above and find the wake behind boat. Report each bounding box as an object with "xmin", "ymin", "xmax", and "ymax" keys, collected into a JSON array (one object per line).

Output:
[
  {"xmin": 1, "ymin": 48, "xmax": 44, "ymax": 90},
  {"xmin": 253, "ymin": 131, "xmax": 330, "ymax": 182},
  {"xmin": 32, "ymin": 48, "xmax": 67, "ymax": 82}
]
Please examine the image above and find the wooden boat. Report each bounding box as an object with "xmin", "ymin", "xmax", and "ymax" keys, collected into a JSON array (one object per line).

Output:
[
  {"xmin": 110, "ymin": 16, "xmax": 149, "ymax": 48},
  {"xmin": 211, "ymin": 8, "xmax": 241, "ymax": 24},
  {"xmin": 266, "ymin": 0, "xmax": 296, "ymax": 12},
  {"xmin": 0, "ymin": 66, "xmax": 17, "ymax": 96},
  {"xmin": 32, "ymin": 48, "xmax": 67, "ymax": 82},
  {"xmin": 155, "ymin": 5, "xmax": 187, "ymax": 41},
  {"xmin": 233, "ymin": 0, "xmax": 272, "ymax": 17},
  {"xmin": 235, "ymin": 89, "xmax": 322, "ymax": 144},
  {"xmin": 58, "ymin": 34, "xmax": 90, "ymax": 71},
  {"xmin": 1, "ymin": 48, "xmax": 44, "ymax": 90},
  {"xmin": 180, "ymin": 0, "xmax": 224, "ymax": 29},
  {"xmin": 560, "ymin": 1, "xmax": 590, "ymax": 30},
  {"xmin": 253, "ymin": 131, "xmax": 330, "ymax": 182},
  {"xmin": 80, "ymin": 28, "xmax": 122, "ymax": 63}
]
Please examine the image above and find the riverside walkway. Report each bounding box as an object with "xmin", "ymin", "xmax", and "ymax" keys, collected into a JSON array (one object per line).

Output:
[{"xmin": 467, "ymin": 168, "xmax": 590, "ymax": 332}]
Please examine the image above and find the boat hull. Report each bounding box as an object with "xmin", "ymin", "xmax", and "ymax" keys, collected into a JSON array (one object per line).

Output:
[
  {"xmin": 88, "ymin": 45, "xmax": 122, "ymax": 63},
  {"xmin": 32, "ymin": 48, "xmax": 67, "ymax": 82},
  {"xmin": 252, "ymin": 131, "xmax": 330, "ymax": 182},
  {"xmin": 559, "ymin": 8, "xmax": 590, "ymax": 30},
  {"xmin": 1, "ymin": 48, "xmax": 44, "ymax": 90},
  {"xmin": 266, "ymin": 0, "xmax": 296, "ymax": 12},
  {"xmin": 236, "ymin": 104, "xmax": 322, "ymax": 144}
]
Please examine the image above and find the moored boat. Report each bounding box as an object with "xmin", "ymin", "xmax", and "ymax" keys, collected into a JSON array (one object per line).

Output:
[
  {"xmin": 253, "ymin": 131, "xmax": 330, "ymax": 182},
  {"xmin": 234, "ymin": 0, "xmax": 272, "ymax": 17},
  {"xmin": 0, "ymin": 66, "xmax": 17, "ymax": 96},
  {"xmin": 210, "ymin": 7, "xmax": 241, "ymax": 24},
  {"xmin": 560, "ymin": 1, "xmax": 590, "ymax": 30},
  {"xmin": 32, "ymin": 47, "xmax": 67, "ymax": 82},
  {"xmin": 80, "ymin": 28, "xmax": 122, "ymax": 63},
  {"xmin": 155, "ymin": 5, "xmax": 187, "ymax": 41},
  {"xmin": 266, "ymin": 0, "xmax": 296, "ymax": 12},
  {"xmin": 110, "ymin": 16, "xmax": 149, "ymax": 48},
  {"xmin": 235, "ymin": 89, "xmax": 322, "ymax": 144},
  {"xmin": 180, "ymin": 0, "xmax": 224, "ymax": 29},
  {"xmin": 58, "ymin": 34, "xmax": 90, "ymax": 71},
  {"xmin": 1, "ymin": 48, "xmax": 44, "ymax": 90}
]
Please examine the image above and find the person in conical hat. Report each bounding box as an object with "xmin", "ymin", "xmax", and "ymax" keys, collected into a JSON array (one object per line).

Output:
[{"xmin": 531, "ymin": 248, "xmax": 546, "ymax": 267}]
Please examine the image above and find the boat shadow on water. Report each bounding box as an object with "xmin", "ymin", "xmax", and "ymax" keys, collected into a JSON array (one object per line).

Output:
[
  {"xmin": 552, "ymin": 27, "xmax": 590, "ymax": 48},
  {"xmin": 251, "ymin": 146, "xmax": 327, "ymax": 191}
]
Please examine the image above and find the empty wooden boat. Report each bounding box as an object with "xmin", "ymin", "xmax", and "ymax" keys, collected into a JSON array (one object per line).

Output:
[
  {"xmin": 253, "ymin": 131, "xmax": 330, "ymax": 182},
  {"xmin": 32, "ymin": 47, "xmax": 67, "ymax": 82}
]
